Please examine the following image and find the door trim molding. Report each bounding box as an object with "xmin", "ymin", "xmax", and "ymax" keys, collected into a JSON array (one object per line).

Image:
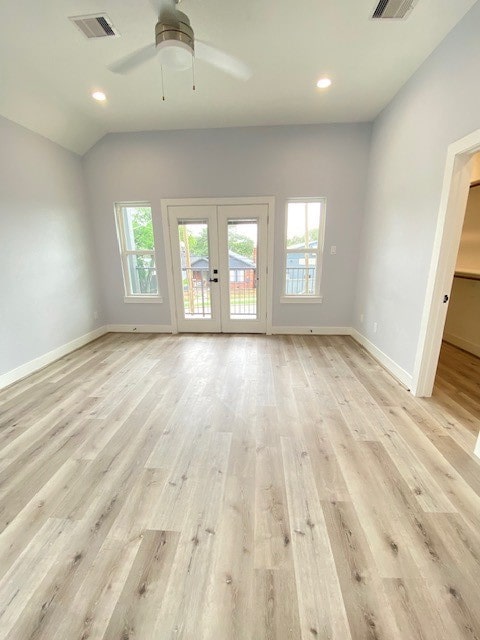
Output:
[
  {"xmin": 160, "ymin": 196, "xmax": 275, "ymax": 334},
  {"xmin": 412, "ymin": 128, "xmax": 480, "ymax": 396},
  {"xmin": 160, "ymin": 202, "xmax": 179, "ymax": 333}
]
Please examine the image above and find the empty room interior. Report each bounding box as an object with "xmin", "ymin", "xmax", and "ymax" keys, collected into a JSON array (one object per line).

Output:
[{"xmin": 1, "ymin": 0, "xmax": 480, "ymax": 638}]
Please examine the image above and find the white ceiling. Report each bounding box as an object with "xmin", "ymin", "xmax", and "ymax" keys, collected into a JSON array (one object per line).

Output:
[{"xmin": 0, "ymin": 0, "xmax": 476, "ymax": 154}]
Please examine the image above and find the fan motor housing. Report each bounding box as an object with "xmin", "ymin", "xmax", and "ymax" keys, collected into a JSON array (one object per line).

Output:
[{"xmin": 155, "ymin": 18, "xmax": 194, "ymax": 52}]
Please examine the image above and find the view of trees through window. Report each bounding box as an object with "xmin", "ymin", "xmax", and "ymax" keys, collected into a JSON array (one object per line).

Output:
[
  {"xmin": 129, "ymin": 207, "xmax": 155, "ymax": 251},
  {"xmin": 118, "ymin": 205, "xmax": 158, "ymax": 296},
  {"xmin": 177, "ymin": 219, "xmax": 258, "ymax": 319},
  {"xmin": 185, "ymin": 226, "xmax": 254, "ymax": 258}
]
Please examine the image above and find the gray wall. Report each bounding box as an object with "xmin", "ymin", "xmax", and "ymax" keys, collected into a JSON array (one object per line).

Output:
[
  {"xmin": 0, "ymin": 116, "xmax": 102, "ymax": 376},
  {"xmin": 354, "ymin": 1, "xmax": 480, "ymax": 375},
  {"xmin": 82, "ymin": 123, "xmax": 371, "ymax": 328}
]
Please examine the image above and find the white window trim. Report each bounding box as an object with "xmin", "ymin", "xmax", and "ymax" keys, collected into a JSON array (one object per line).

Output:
[
  {"xmin": 281, "ymin": 197, "xmax": 326, "ymax": 303},
  {"xmin": 280, "ymin": 295, "xmax": 324, "ymax": 304},
  {"xmin": 114, "ymin": 202, "xmax": 163, "ymax": 302}
]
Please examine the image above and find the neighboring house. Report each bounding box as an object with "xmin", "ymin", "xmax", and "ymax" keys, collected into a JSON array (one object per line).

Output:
[
  {"xmin": 285, "ymin": 240, "xmax": 318, "ymax": 294},
  {"xmin": 182, "ymin": 250, "xmax": 256, "ymax": 290}
]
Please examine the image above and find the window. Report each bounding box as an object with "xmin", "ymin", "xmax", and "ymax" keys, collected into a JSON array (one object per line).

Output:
[
  {"xmin": 230, "ymin": 269, "xmax": 245, "ymax": 283},
  {"xmin": 282, "ymin": 199, "xmax": 326, "ymax": 301},
  {"xmin": 114, "ymin": 203, "xmax": 162, "ymax": 302}
]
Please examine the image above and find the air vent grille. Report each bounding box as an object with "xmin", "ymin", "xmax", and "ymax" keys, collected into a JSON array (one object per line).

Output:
[
  {"xmin": 70, "ymin": 14, "xmax": 119, "ymax": 38},
  {"xmin": 372, "ymin": 0, "xmax": 419, "ymax": 19}
]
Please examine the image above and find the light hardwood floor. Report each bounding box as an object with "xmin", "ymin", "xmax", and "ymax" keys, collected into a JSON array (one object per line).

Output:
[{"xmin": 0, "ymin": 333, "xmax": 479, "ymax": 640}]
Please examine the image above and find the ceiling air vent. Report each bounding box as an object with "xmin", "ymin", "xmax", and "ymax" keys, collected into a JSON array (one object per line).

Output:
[
  {"xmin": 69, "ymin": 14, "xmax": 119, "ymax": 38},
  {"xmin": 372, "ymin": 0, "xmax": 419, "ymax": 19}
]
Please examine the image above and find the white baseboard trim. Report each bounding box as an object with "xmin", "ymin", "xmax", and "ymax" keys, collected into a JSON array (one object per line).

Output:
[
  {"xmin": 107, "ymin": 324, "xmax": 173, "ymax": 333},
  {"xmin": 0, "ymin": 325, "xmax": 109, "ymax": 391},
  {"xmin": 350, "ymin": 328, "xmax": 413, "ymax": 390},
  {"xmin": 271, "ymin": 326, "xmax": 352, "ymax": 335},
  {"xmin": 443, "ymin": 333, "xmax": 480, "ymax": 359},
  {"xmin": 0, "ymin": 324, "xmax": 414, "ymax": 397}
]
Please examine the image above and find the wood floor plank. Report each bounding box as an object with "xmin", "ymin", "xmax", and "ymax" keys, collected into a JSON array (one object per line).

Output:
[
  {"xmin": 0, "ymin": 517, "xmax": 75, "ymax": 640},
  {"xmin": 321, "ymin": 500, "xmax": 402, "ymax": 639},
  {"xmin": 383, "ymin": 577, "xmax": 458, "ymax": 640},
  {"xmin": 201, "ymin": 472, "xmax": 255, "ymax": 640},
  {"xmin": 0, "ymin": 458, "xmax": 88, "ymax": 578},
  {"xmin": 281, "ymin": 436, "xmax": 352, "ymax": 640},
  {"xmin": 152, "ymin": 432, "xmax": 232, "ymax": 639},
  {"xmin": 254, "ymin": 445, "xmax": 292, "ymax": 570},
  {"xmin": 254, "ymin": 569, "xmax": 302, "ymax": 640},
  {"xmin": 102, "ymin": 529, "xmax": 180, "ymax": 640}
]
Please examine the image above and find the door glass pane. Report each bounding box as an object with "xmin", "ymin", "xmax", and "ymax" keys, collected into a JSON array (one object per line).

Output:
[
  {"xmin": 227, "ymin": 219, "xmax": 258, "ymax": 320},
  {"xmin": 285, "ymin": 253, "xmax": 317, "ymax": 295},
  {"xmin": 177, "ymin": 221, "xmax": 212, "ymax": 319},
  {"xmin": 127, "ymin": 254, "xmax": 157, "ymax": 294}
]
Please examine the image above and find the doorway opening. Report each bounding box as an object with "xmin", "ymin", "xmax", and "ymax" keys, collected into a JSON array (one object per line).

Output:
[
  {"xmin": 413, "ymin": 131, "xmax": 480, "ymax": 399},
  {"xmin": 433, "ymin": 159, "xmax": 480, "ymax": 455},
  {"xmin": 441, "ymin": 174, "xmax": 480, "ymax": 359}
]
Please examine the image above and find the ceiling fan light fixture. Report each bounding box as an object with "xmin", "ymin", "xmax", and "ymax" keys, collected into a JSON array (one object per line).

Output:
[
  {"xmin": 316, "ymin": 77, "xmax": 332, "ymax": 89},
  {"xmin": 157, "ymin": 39, "xmax": 193, "ymax": 71},
  {"xmin": 155, "ymin": 13, "xmax": 194, "ymax": 71}
]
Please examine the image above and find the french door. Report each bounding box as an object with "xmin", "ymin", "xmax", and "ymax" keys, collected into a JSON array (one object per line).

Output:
[{"xmin": 165, "ymin": 200, "xmax": 269, "ymax": 333}]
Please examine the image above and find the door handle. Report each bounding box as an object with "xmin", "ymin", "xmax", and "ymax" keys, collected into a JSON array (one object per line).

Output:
[{"xmin": 209, "ymin": 277, "xmax": 218, "ymax": 283}]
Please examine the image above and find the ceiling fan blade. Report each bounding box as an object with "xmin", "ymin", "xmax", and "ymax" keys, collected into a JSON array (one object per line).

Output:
[
  {"xmin": 108, "ymin": 43, "xmax": 158, "ymax": 75},
  {"xmin": 195, "ymin": 40, "xmax": 252, "ymax": 81}
]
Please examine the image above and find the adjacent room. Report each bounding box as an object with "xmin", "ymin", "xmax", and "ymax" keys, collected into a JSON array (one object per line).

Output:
[{"xmin": 1, "ymin": 0, "xmax": 479, "ymax": 638}]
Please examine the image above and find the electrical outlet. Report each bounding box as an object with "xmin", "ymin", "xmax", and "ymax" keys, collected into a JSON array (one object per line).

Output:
[
  {"xmin": 93, "ymin": 310, "xmax": 98, "ymax": 320},
  {"xmin": 360, "ymin": 313, "xmax": 364, "ymax": 323},
  {"xmin": 330, "ymin": 245, "xmax": 337, "ymax": 255},
  {"xmin": 373, "ymin": 322, "xmax": 378, "ymax": 333}
]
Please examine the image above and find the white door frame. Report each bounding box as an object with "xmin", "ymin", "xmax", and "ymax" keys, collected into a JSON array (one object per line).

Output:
[
  {"xmin": 160, "ymin": 196, "xmax": 275, "ymax": 334},
  {"xmin": 412, "ymin": 128, "xmax": 480, "ymax": 397}
]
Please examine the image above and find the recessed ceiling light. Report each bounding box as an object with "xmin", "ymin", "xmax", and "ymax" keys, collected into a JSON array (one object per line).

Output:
[
  {"xmin": 316, "ymin": 77, "xmax": 332, "ymax": 89},
  {"xmin": 92, "ymin": 91, "xmax": 107, "ymax": 101}
]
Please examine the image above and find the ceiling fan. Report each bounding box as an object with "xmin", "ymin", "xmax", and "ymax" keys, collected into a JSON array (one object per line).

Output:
[{"xmin": 108, "ymin": 0, "xmax": 251, "ymax": 81}]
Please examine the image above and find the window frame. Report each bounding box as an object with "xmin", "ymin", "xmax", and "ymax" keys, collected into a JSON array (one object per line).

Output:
[
  {"xmin": 281, "ymin": 197, "xmax": 326, "ymax": 303},
  {"xmin": 114, "ymin": 202, "xmax": 163, "ymax": 303}
]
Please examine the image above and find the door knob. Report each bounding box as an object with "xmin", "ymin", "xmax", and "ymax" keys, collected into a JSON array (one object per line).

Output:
[{"xmin": 209, "ymin": 277, "xmax": 218, "ymax": 283}]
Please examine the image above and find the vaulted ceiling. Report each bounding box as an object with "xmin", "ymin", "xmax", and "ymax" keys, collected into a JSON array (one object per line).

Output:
[{"xmin": 0, "ymin": 0, "xmax": 476, "ymax": 154}]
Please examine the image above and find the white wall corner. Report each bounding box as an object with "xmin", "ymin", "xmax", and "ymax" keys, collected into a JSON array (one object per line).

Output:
[
  {"xmin": 0, "ymin": 325, "xmax": 109, "ymax": 391},
  {"xmin": 107, "ymin": 324, "xmax": 173, "ymax": 333},
  {"xmin": 350, "ymin": 328, "xmax": 413, "ymax": 390},
  {"xmin": 270, "ymin": 326, "xmax": 352, "ymax": 335}
]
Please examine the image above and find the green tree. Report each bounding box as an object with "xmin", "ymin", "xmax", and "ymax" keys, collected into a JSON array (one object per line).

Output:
[
  {"xmin": 131, "ymin": 208, "xmax": 155, "ymax": 293},
  {"xmin": 287, "ymin": 227, "xmax": 319, "ymax": 247},
  {"xmin": 228, "ymin": 230, "xmax": 255, "ymax": 259},
  {"xmin": 131, "ymin": 207, "xmax": 154, "ymax": 250},
  {"xmin": 186, "ymin": 227, "xmax": 255, "ymax": 260},
  {"xmin": 187, "ymin": 227, "xmax": 209, "ymax": 257}
]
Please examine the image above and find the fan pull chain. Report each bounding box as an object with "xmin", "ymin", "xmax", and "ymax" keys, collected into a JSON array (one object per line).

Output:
[
  {"xmin": 192, "ymin": 55, "xmax": 196, "ymax": 91},
  {"xmin": 161, "ymin": 64, "xmax": 166, "ymax": 101}
]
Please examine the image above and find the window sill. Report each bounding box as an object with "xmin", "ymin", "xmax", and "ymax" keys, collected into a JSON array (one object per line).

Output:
[
  {"xmin": 124, "ymin": 296, "xmax": 163, "ymax": 304},
  {"xmin": 280, "ymin": 295, "xmax": 323, "ymax": 304}
]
